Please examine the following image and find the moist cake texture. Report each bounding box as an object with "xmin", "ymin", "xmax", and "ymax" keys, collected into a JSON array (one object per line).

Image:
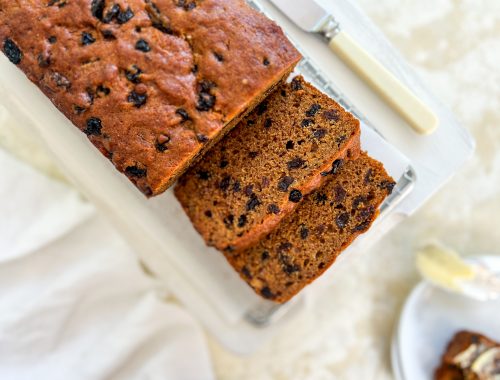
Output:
[
  {"xmin": 175, "ymin": 76, "xmax": 361, "ymax": 252},
  {"xmin": 0, "ymin": 0, "xmax": 301, "ymax": 195},
  {"xmin": 224, "ymin": 153, "xmax": 395, "ymax": 302}
]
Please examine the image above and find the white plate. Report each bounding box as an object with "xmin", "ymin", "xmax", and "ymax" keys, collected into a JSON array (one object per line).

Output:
[{"xmin": 393, "ymin": 255, "xmax": 500, "ymax": 380}]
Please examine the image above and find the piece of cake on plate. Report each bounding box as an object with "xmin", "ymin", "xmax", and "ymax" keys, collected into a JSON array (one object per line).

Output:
[{"xmin": 435, "ymin": 330, "xmax": 500, "ymax": 380}]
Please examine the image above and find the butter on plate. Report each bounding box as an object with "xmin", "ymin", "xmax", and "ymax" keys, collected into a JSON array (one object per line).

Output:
[{"xmin": 416, "ymin": 243, "xmax": 500, "ymax": 301}]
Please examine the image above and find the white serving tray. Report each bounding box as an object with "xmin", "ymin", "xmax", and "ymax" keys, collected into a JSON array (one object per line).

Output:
[{"xmin": 0, "ymin": 0, "xmax": 473, "ymax": 353}]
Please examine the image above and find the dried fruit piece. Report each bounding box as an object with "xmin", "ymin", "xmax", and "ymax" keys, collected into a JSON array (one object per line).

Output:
[
  {"xmin": 84, "ymin": 117, "xmax": 102, "ymax": 136},
  {"xmin": 314, "ymin": 192, "xmax": 328, "ymax": 205},
  {"xmin": 335, "ymin": 212, "xmax": 349, "ymax": 229},
  {"xmin": 196, "ymin": 170, "xmax": 210, "ymax": 180},
  {"xmin": 313, "ymin": 129, "xmax": 327, "ymax": 139},
  {"xmin": 278, "ymin": 176, "xmax": 294, "ymax": 192},
  {"xmin": 135, "ymin": 39, "xmax": 151, "ymax": 52},
  {"xmin": 219, "ymin": 176, "xmax": 231, "ymax": 191},
  {"xmin": 261, "ymin": 287, "xmax": 276, "ymax": 300},
  {"xmin": 125, "ymin": 166, "xmax": 147, "ymax": 178},
  {"xmin": 128, "ymin": 91, "xmax": 148, "ymax": 108},
  {"xmin": 37, "ymin": 53, "xmax": 51, "ymax": 68},
  {"xmin": 197, "ymin": 134, "xmax": 209, "ymax": 143},
  {"xmin": 267, "ymin": 204, "xmax": 280, "ymax": 215},
  {"xmin": 90, "ymin": 0, "xmax": 105, "ymax": 21},
  {"xmin": 177, "ymin": 0, "xmax": 197, "ymax": 11},
  {"xmin": 289, "ymin": 189, "xmax": 302, "ymax": 203},
  {"xmin": 237, "ymin": 214, "xmax": 248, "ymax": 228},
  {"xmin": 301, "ymin": 119, "xmax": 313, "ymax": 128},
  {"xmin": 116, "ymin": 7, "xmax": 134, "ymax": 24},
  {"xmin": 241, "ymin": 266, "xmax": 252, "ymax": 279},
  {"xmin": 246, "ymin": 194, "xmax": 261, "ymax": 211},
  {"xmin": 379, "ymin": 180, "xmax": 396, "ymax": 193},
  {"xmin": 321, "ymin": 159, "xmax": 343, "ymax": 176},
  {"xmin": 125, "ymin": 65, "xmax": 142, "ymax": 83},
  {"xmin": 81, "ymin": 32, "xmax": 96, "ymax": 46},
  {"xmin": 256, "ymin": 102, "xmax": 268, "ymax": 115},
  {"xmin": 299, "ymin": 224, "xmax": 309, "ymax": 240},
  {"xmin": 213, "ymin": 52, "xmax": 224, "ymax": 62},
  {"xmin": 3, "ymin": 38, "xmax": 22, "ymax": 64},
  {"xmin": 146, "ymin": 0, "xmax": 174, "ymax": 34},
  {"xmin": 196, "ymin": 81, "xmax": 216, "ymax": 111},
  {"xmin": 291, "ymin": 77, "xmax": 302, "ymax": 91},
  {"xmin": 287, "ymin": 157, "xmax": 306, "ymax": 170},
  {"xmin": 305, "ymin": 104, "xmax": 321, "ymax": 117},
  {"xmin": 323, "ymin": 109, "xmax": 340, "ymax": 122},
  {"xmin": 223, "ymin": 214, "xmax": 234, "ymax": 229},
  {"xmin": 176, "ymin": 108, "xmax": 190, "ymax": 122}
]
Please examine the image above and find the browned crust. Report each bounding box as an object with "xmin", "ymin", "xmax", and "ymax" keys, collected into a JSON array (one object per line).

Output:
[{"xmin": 0, "ymin": 0, "xmax": 301, "ymax": 196}]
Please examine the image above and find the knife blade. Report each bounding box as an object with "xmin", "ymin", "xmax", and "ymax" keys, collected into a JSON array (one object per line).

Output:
[
  {"xmin": 269, "ymin": 0, "xmax": 439, "ymax": 135},
  {"xmin": 269, "ymin": 0, "xmax": 331, "ymax": 33}
]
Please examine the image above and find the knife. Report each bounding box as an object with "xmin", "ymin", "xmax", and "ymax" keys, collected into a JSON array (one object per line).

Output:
[{"xmin": 269, "ymin": 0, "xmax": 438, "ymax": 135}]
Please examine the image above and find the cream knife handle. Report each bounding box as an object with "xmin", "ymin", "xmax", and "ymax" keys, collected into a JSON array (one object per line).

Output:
[{"xmin": 329, "ymin": 31, "xmax": 438, "ymax": 135}]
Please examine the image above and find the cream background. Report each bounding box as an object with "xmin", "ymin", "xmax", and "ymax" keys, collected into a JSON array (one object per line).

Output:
[
  {"xmin": 0, "ymin": 1, "xmax": 498, "ymax": 379},
  {"xmin": 209, "ymin": 1, "xmax": 500, "ymax": 379}
]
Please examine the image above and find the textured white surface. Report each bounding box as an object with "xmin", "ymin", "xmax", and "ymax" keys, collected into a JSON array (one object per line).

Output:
[
  {"xmin": 209, "ymin": 1, "xmax": 500, "ymax": 379},
  {"xmin": 0, "ymin": 151, "xmax": 215, "ymax": 380}
]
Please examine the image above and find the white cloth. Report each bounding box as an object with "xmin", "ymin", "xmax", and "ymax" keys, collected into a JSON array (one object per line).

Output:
[
  {"xmin": 0, "ymin": 149, "xmax": 93, "ymax": 262},
  {"xmin": 0, "ymin": 149, "xmax": 215, "ymax": 380}
]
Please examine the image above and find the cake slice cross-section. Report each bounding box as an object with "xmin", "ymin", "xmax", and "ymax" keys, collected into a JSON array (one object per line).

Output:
[
  {"xmin": 224, "ymin": 153, "xmax": 395, "ymax": 302},
  {"xmin": 175, "ymin": 76, "xmax": 361, "ymax": 252}
]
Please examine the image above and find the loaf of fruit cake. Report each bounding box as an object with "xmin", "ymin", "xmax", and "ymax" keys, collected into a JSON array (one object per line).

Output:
[
  {"xmin": 435, "ymin": 330, "xmax": 500, "ymax": 380},
  {"xmin": 222, "ymin": 153, "xmax": 395, "ymax": 302},
  {"xmin": 0, "ymin": 0, "xmax": 301, "ymax": 196},
  {"xmin": 175, "ymin": 76, "xmax": 361, "ymax": 252}
]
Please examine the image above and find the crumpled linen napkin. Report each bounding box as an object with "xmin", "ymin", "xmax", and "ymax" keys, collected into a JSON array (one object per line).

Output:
[
  {"xmin": 0, "ymin": 149, "xmax": 94, "ymax": 263},
  {"xmin": 0, "ymin": 148, "xmax": 215, "ymax": 380}
]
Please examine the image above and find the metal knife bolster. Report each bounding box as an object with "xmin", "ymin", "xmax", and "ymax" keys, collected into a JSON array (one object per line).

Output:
[{"xmin": 319, "ymin": 16, "xmax": 341, "ymax": 39}]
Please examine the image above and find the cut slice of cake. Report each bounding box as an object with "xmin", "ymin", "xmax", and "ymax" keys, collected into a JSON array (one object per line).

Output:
[
  {"xmin": 435, "ymin": 330, "xmax": 500, "ymax": 380},
  {"xmin": 224, "ymin": 153, "xmax": 395, "ymax": 303},
  {"xmin": 175, "ymin": 76, "xmax": 361, "ymax": 252}
]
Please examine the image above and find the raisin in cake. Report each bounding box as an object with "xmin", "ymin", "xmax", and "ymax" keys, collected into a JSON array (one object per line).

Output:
[
  {"xmin": 224, "ymin": 153, "xmax": 395, "ymax": 302},
  {"xmin": 0, "ymin": 0, "xmax": 301, "ymax": 196},
  {"xmin": 175, "ymin": 76, "xmax": 361, "ymax": 252},
  {"xmin": 435, "ymin": 331, "xmax": 500, "ymax": 380}
]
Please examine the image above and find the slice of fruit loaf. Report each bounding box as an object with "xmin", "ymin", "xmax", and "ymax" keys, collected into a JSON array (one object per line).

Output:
[
  {"xmin": 225, "ymin": 153, "xmax": 395, "ymax": 303},
  {"xmin": 175, "ymin": 76, "xmax": 361, "ymax": 252},
  {"xmin": 435, "ymin": 330, "xmax": 500, "ymax": 380}
]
